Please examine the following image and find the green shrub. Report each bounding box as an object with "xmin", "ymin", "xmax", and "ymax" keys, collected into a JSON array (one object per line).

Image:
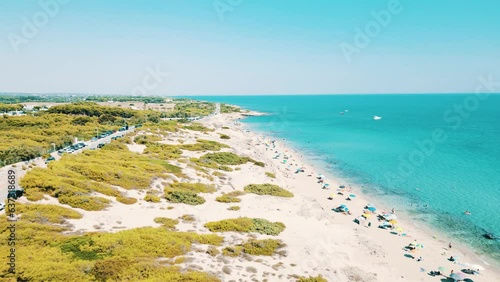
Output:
[
  {"xmin": 244, "ymin": 184, "xmax": 293, "ymax": 198},
  {"xmin": 58, "ymin": 195, "xmax": 110, "ymax": 211},
  {"xmin": 183, "ymin": 123, "xmax": 213, "ymax": 132},
  {"xmin": 215, "ymin": 191, "xmax": 244, "ymax": 203},
  {"xmin": 212, "ymin": 171, "xmax": 225, "ymax": 177},
  {"xmin": 179, "ymin": 214, "xmax": 196, "ymax": 222},
  {"xmin": 297, "ymin": 275, "xmax": 328, "ymax": 282},
  {"xmin": 227, "ymin": 206, "xmax": 240, "ymax": 211},
  {"xmin": 144, "ymin": 194, "xmax": 161, "ymax": 203},
  {"xmin": 219, "ymin": 134, "xmax": 230, "ymax": 140},
  {"xmin": 154, "ymin": 217, "xmax": 179, "ymax": 230},
  {"xmin": 16, "ymin": 203, "xmax": 82, "ymax": 224},
  {"xmin": 222, "ymin": 246, "xmax": 242, "ymax": 257},
  {"xmin": 143, "ymin": 143, "xmax": 183, "ymax": 160},
  {"xmin": 225, "ymin": 239, "xmax": 285, "ymax": 256},
  {"xmin": 133, "ymin": 134, "xmax": 162, "ymax": 144},
  {"xmin": 198, "ymin": 152, "xmax": 253, "ymax": 166},
  {"xmin": 265, "ymin": 172, "xmax": 276, "ymax": 178},
  {"xmin": 181, "ymin": 139, "xmax": 229, "ymax": 151},
  {"xmin": 166, "ymin": 182, "xmax": 216, "ymax": 193},
  {"xmin": 251, "ymin": 218, "xmax": 286, "ymax": 235},
  {"xmin": 222, "ymin": 126, "xmax": 229, "ymax": 129},
  {"xmin": 206, "ymin": 246, "xmax": 220, "ymax": 257},
  {"xmin": 253, "ymin": 161, "xmax": 266, "ymax": 167},
  {"xmin": 218, "ymin": 165, "xmax": 233, "ymax": 172},
  {"xmin": 116, "ymin": 196, "xmax": 137, "ymax": 205},
  {"xmin": 164, "ymin": 191, "xmax": 205, "ymax": 205},
  {"xmin": 216, "ymin": 196, "xmax": 240, "ymax": 203},
  {"xmin": 205, "ymin": 218, "xmax": 285, "ymax": 236}
]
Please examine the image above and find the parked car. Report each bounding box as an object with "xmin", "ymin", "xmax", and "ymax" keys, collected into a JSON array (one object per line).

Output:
[
  {"xmin": 7, "ymin": 189, "xmax": 24, "ymax": 200},
  {"xmin": 97, "ymin": 143, "xmax": 105, "ymax": 148},
  {"xmin": 45, "ymin": 156, "xmax": 56, "ymax": 164},
  {"xmin": 91, "ymin": 137, "xmax": 98, "ymax": 142}
]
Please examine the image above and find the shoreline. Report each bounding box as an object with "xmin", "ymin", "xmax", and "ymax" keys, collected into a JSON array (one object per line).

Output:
[
  {"xmin": 272, "ymin": 137, "xmax": 500, "ymax": 269},
  {"xmin": 204, "ymin": 111, "xmax": 500, "ymax": 280}
]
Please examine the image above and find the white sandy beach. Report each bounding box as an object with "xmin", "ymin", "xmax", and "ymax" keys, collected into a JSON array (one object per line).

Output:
[{"xmin": 7, "ymin": 111, "xmax": 499, "ymax": 281}]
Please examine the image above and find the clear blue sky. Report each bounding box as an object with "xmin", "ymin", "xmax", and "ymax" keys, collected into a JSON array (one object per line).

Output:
[{"xmin": 0, "ymin": 0, "xmax": 499, "ymax": 95}]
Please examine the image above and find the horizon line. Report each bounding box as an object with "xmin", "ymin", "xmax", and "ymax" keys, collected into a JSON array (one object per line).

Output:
[{"xmin": 1, "ymin": 92, "xmax": 500, "ymax": 97}]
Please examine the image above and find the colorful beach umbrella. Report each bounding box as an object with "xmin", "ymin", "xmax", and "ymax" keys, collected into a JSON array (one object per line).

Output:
[
  {"xmin": 389, "ymin": 220, "xmax": 398, "ymax": 225},
  {"xmin": 438, "ymin": 266, "xmax": 447, "ymax": 272},
  {"xmin": 339, "ymin": 185, "xmax": 346, "ymax": 188},
  {"xmin": 362, "ymin": 213, "xmax": 372, "ymax": 218},
  {"xmin": 349, "ymin": 194, "xmax": 356, "ymax": 198},
  {"xmin": 367, "ymin": 207, "xmax": 377, "ymax": 212}
]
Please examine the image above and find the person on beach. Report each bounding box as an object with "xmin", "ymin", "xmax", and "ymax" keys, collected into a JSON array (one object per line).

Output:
[
  {"xmin": 391, "ymin": 208, "xmax": 395, "ymax": 214},
  {"xmin": 448, "ymin": 242, "xmax": 452, "ymax": 249}
]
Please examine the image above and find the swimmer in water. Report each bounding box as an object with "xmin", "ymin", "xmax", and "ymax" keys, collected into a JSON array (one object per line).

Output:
[{"xmin": 464, "ymin": 211, "xmax": 471, "ymax": 215}]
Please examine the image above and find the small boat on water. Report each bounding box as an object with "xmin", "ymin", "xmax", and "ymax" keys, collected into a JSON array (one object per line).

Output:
[
  {"xmin": 484, "ymin": 233, "xmax": 497, "ymax": 240},
  {"xmin": 373, "ymin": 116, "xmax": 382, "ymax": 120}
]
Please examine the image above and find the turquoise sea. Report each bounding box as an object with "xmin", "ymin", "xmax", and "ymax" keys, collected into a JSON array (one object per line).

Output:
[{"xmin": 195, "ymin": 94, "xmax": 500, "ymax": 263}]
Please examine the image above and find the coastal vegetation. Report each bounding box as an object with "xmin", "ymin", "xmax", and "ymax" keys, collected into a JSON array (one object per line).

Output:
[
  {"xmin": 153, "ymin": 217, "xmax": 179, "ymax": 230},
  {"xmin": 0, "ymin": 111, "xmax": 117, "ymax": 165},
  {"xmin": 296, "ymin": 275, "xmax": 328, "ymax": 282},
  {"xmin": 0, "ymin": 216, "xmax": 223, "ymax": 281},
  {"xmin": 223, "ymin": 239, "xmax": 285, "ymax": 257},
  {"xmin": 265, "ymin": 172, "xmax": 276, "ymax": 178},
  {"xmin": 162, "ymin": 182, "xmax": 216, "ymax": 205},
  {"xmin": 144, "ymin": 194, "xmax": 161, "ymax": 203},
  {"xmin": 0, "ymin": 100, "xmax": 218, "ymax": 166},
  {"xmin": 215, "ymin": 191, "xmax": 245, "ymax": 203},
  {"xmin": 220, "ymin": 103, "xmax": 241, "ymax": 113},
  {"xmin": 227, "ymin": 206, "xmax": 241, "ymax": 211},
  {"xmin": 16, "ymin": 203, "xmax": 82, "ymax": 224},
  {"xmin": 204, "ymin": 218, "xmax": 286, "ymax": 236},
  {"xmin": 191, "ymin": 152, "xmax": 265, "ymax": 172},
  {"xmin": 20, "ymin": 143, "xmax": 182, "ymax": 210},
  {"xmin": 244, "ymin": 184, "xmax": 294, "ymax": 198}
]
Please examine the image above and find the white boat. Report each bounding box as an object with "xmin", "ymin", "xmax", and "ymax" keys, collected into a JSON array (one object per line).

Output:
[{"xmin": 373, "ymin": 116, "xmax": 382, "ymax": 120}]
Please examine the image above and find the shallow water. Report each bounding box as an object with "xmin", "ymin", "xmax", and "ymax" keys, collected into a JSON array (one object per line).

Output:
[{"xmin": 195, "ymin": 94, "xmax": 500, "ymax": 262}]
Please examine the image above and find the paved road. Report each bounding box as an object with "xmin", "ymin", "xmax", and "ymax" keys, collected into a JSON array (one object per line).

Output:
[{"xmin": 0, "ymin": 127, "xmax": 135, "ymax": 207}]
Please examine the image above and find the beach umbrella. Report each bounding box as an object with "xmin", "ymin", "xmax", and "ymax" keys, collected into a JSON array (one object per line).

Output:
[
  {"xmin": 318, "ymin": 174, "xmax": 324, "ymax": 178},
  {"xmin": 450, "ymin": 272, "xmax": 465, "ymax": 281},
  {"xmin": 362, "ymin": 213, "xmax": 372, "ymax": 218},
  {"xmin": 438, "ymin": 266, "xmax": 447, "ymax": 272},
  {"xmin": 389, "ymin": 220, "xmax": 398, "ymax": 225},
  {"xmin": 349, "ymin": 194, "xmax": 356, "ymax": 198},
  {"xmin": 339, "ymin": 204, "xmax": 347, "ymax": 208},
  {"xmin": 339, "ymin": 185, "xmax": 346, "ymax": 188},
  {"xmin": 367, "ymin": 207, "xmax": 377, "ymax": 212},
  {"xmin": 396, "ymin": 227, "xmax": 403, "ymax": 232},
  {"xmin": 324, "ymin": 183, "xmax": 330, "ymax": 187}
]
